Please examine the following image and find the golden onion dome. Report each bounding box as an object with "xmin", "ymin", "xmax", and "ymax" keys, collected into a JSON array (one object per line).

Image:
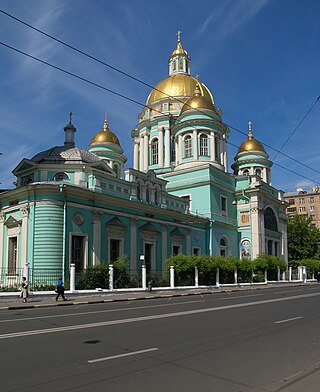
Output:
[
  {"xmin": 170, "ymin": 37, "xmax": 188, "ymax": 58},
  {"xmin": 90, "ymin": 120, "xmax": 120, "ymax": 145},
  {"xmin": 237, "ymin": 131, "xmax": 265, "ymax": 154},
  {"xmin": 180, "ymin": 84, "xmax": 215, "ymax": 114},
  {"xmin": 146, "ymin": 74, "xmax": 214, "ymax": 106}
]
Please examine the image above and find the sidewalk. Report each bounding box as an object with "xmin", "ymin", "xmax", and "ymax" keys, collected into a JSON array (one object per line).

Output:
[{"xmin": 0, "ymin": 282, "xmax": 315, "ymax": 311}]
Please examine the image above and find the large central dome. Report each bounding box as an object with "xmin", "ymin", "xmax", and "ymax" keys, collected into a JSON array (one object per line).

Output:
[{"xmin": 146, "ymin": 74, "xmax": 214, "ymax": 106}]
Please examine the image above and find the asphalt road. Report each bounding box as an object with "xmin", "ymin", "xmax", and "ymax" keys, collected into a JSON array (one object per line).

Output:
[{"xmin": 1, "ymin": 285, "xmax": 320, "ymax": 392}]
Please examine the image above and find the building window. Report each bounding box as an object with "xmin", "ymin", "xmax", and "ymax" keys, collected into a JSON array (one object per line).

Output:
[
  {"xmin": 299, "ymin": 198, "xmax": 305, "ymax": 204},
  {"xmin": 184, "ymin": 135, "xmax": 192, "ymax": 158},
  {"xmin": 274, "ymin": 242, "xmax": 279, "ymax": 257},
  {"xmin": 221, "ymin": 195, "xmax": 227, "ymax": 216},
  {"xmin": 243, "ymin": 169, "xmax": 249, "ymax": 176},
  {"xmin": 180, "ymin": 195, "xmax": 191, "ymax": 212},
  {"xmin": 172, "ymin": 245, "xmax": 181, "ymax": 256},
  {"xmin": 299, "ymin": 207, "xmax": 306, "ymax": 212},
  {"xmin": 71, "ymin": 235, "xmax": 85, "ymax": 273},
  {"xmin": 137, "ymin": 183, "xmax": 141, "ymax": 200},
  {"xmin": 264, "ymin": 207, "xmax": 278, "ymax": 231},
  {"xmin": 146, "ymin": 187, "xmax": 150, "ymax": 203},
  {"xmin": 255, "ymin": 168, "xmax": 262, "ymax": 178},
  {"xmin": 310, "ymin": 197, "xmax": 315, "ymax": 203},
  {"xmin": 310, "ymin": 215, "xmax": 316, "ymax": 221},
  {"xmin": 267, "ymin": 240, "xmax": 273, "ymax": 255},
  {"xmin": 8, "ymin": 237, "xmax": 17, "ymax": 275},
  {"xmin": 220, "ymin": 237, "xmax": 228, "ymax": 257},
  {"xmin": 113, "ymin": 164, "xmax": 119, "ymax": 177},
  {"xmin": 214, "ymin": 137, "xmax": 219, "ymax": 162},
  {"xmin": 193, "ymin": 248, "xmax": 200, "ymax": 256},
  {"xmin": 53, "ymin": 172, "xmax": 69, "ymax": 181},
  {"xmin": 110, "ymin": 239, "xmax": 121, "ymax": 262},
  {"xmin": 199, "ymin": 134, "xmax": 208, "ymax": 156},
  {"xmin": 151, "ymin": 138, "xmax": 159, "ymax": 165},
  {"xmin": 310, "ymin": 205, "xmax": 315, "ymax": 212},
  {"xmin": 288, "ymin": 199, "xmax": 295, "ymax": 205}
]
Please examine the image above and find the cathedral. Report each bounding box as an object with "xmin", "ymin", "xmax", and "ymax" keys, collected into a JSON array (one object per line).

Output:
[{"xmin": 0, "ymin": 34, "xmax": 287, "ymax": 280}]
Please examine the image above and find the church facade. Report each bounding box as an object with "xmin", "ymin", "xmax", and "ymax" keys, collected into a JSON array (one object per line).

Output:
[{"xmin": 0, "ymin": 35, "xmax": 287, "ymax": 282}]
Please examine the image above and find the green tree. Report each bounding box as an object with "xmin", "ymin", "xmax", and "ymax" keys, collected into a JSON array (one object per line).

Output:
[{"xmin": 287, "ymin": 216, "xmax": 320, "ymax": 261}]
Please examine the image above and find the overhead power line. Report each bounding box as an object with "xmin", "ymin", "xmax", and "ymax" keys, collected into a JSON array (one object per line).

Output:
[
  {"xmin": 0, "ymin": 40, "xmax": 320, "ymax": 187},
  {"xmin": 1, "ymin": 9, "xmax": 319, "ymax": 179}
]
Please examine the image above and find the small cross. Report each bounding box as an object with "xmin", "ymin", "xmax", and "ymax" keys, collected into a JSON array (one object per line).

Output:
[
  {"xmin": 104, "ymin": 112, "xmax": 108, "ymax": 123},
  {"xmin": 248, "ymin": 120, "xmax": 252, "ymax": 132},
  {"xmin": 195, "ymin": 73, "xmax": 200, "ymax": 80},
  {"xmin": 177, "ymin": 30, "xmax": 181, "ymax": 41},
  {"xmin": 69, "ymin": 111, "xmax": 73, "ymax": 124}
]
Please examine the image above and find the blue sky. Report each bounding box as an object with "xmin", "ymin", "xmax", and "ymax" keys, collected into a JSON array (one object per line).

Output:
[{"xmin": 0, "ymin": 0, "xmax": 319, "ymax": 192}]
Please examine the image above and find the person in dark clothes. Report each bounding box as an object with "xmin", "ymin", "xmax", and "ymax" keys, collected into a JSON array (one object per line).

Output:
[{"xmin": 55, "ymin": 277, "xmax": 66, "ymax": 301}]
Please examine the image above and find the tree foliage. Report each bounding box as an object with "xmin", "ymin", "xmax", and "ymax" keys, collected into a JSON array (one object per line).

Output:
[{"xmin": 287, "ymin": 216, "xmax": 320, "ymax": 261}]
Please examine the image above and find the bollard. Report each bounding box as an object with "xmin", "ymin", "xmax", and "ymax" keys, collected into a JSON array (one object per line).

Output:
[{"xmin": 148, "ymin": 280, "xmax": 152, "ymax": 292}]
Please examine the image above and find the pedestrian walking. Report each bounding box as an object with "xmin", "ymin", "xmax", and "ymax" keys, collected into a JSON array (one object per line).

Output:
[
  {"xmin": 55, "ymin": 277, "xmax": 66, "ymax": 301},
  {"xmin": 20, "ymin": 276, "xmax": 28, "ymax": 303}
]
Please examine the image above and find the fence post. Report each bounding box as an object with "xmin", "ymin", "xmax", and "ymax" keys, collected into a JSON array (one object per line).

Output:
[
  {"xmin": 264, "ymin": 269, "xmax": 267, "ymax": 283},
  {"xmin": 70, "ymin": 263, "xmax": 76, "ymax": 292},
  {"xmin": 216, "ymin": 267, "xmax": 220, "ymax": 288},
  {"xmin": 303, "ymin": 266, "xmax": 307, "ymax": 283},
  {"xmin": 109, "ymin": 264, "xmax": 114, "ymax": 291},
  {"xmin": 195, "ymin": 266, "xmax": 199, "ymax": 287},
  {"xmin": 289, "ymin": 267, "xmax": 292, "ymax": 282},
  {"xmin": 277, "ymin": 267, "xmax": 281, "ymax": 282},
  {"xmin": 170, "ymin": 265, "xmax": 175, "ymax": 288},
  {"xmin": 24, "ymin": 263, "xmax": 30, "ymax": 284},
  {"xmin": 234, "ymin": 269, "xmax": 238, "ymax": 285},
  {"xmin": 142, "ymin": 265, "xmax": 147, "ymax": 290}
]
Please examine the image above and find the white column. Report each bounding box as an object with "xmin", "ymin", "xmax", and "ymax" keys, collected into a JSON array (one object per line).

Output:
[
  {"xmin": 195, "ymin": 267, "xmax": 199, "ymax": 287},
  {"xmin": 142, "ymin": 265, "xmax": 147, "ymax": 290},
  {"xmin": 130, "ymin": 219, "xmax": 137, "ymax": 271},
  {"xmin": 164, "ymin": 128, "xmax": 170, "ymax": 167},
  {"xmin": 210, "ymin": 131, "xmax": 215, "ymax": 162},
  {"xmin": 140, "ymin": 136, "xmax": 144, "ymax": 171},
  {"xmin": 170, "ymin": 265, "xmax": 175, "ymax": 288},
  {"xmin": 21, "ymin": 205, "xmax": 29, "ymax": 267},
  {"xmin": 220, "ymin": 139, "xmax": 224, "ymax": 165},
  {"xmin": 177, "ymin": 134, "xmax": 182, "ymax": 164},
  {"xmin": 143, "ymin": 134, "xmax": 149, "ymax": 171},
  {"xmin": 0, "ymin": 214, "xmax": 4, "ymax": 268},
  {"xmin": 92, "ymin": 212, "xmax": 101, "ymax": 266},
  {"xmin": 70, "ymin": 263, "xmax": 76, "ymax": 292},
  {"xmin": 158, "ymin": 128, "xmax": 164, "ymax": 167},
  {"xmin": 109, "ymin": 264, "xmax": 114, "ymax": 290},
  {"xmin": 251, "ymin": 203, "xmax": 261, "ymax": 259},
  {"xmin": 193, "ymin": 129, "xmax": 198, "ymax": 160},
  {"xmin": 162, "ymin": 224, "xmax": 168, "ymax": 270},
  {"xmin": 134, "ymin": 142, "xmax": 139, "ymax": 170}
]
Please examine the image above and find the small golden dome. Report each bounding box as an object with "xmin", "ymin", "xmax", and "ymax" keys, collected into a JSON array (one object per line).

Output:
[
  {"xmin": 237, "ymin": 131, "xmax": 265, "ymax": 154},
  {"xmin": 180, "ymin": 84, "xmax": 215, "ymax": 114},
  {"xmin": 146, "ymin": 74, "xmax": 214, "ymax": 106},
  {"xmin": 90, "ymin": 120, "xmax": 120, "ymax": 145},
  {"xmin": 170, "ymin": 39, "xmax": 188, "ymax": 58}
]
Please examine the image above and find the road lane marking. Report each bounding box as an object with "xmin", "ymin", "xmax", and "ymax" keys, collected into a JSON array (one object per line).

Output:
[
  {"xmin": 0, "ymin": 299, "xmax": 205, "ymax": 324},
  {"xmin": 220, "ymin": 294, "xmax": 263, "ymax": 300},
  {"xmin": 274, "ymin": 289, "xmax": 302, "ymax": 294},
  {"xmin": 1, "ymin": 292, "xmax": 319, "ymax": 340},
  {"xmin": 88, "ymin": 348, "xmax": 159, "ymax": 363},
  {"xmin": 275, "ymin": 317, "xmax": 303, "ymax": 324}
]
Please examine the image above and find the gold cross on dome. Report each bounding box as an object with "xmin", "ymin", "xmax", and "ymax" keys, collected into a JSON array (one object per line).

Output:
[
  {"xmin": 177, "ymin": 30, "xmax": 181, "ymax": 41},
  {"xmin": 195, "ymin": 74, "xmax": 200, "ymax": 80}
]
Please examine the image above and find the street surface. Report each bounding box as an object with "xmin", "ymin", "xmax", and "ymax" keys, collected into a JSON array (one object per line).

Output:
[{"xmin": 1, "ymin": 285, "xmax": 320, "ymax": 391}]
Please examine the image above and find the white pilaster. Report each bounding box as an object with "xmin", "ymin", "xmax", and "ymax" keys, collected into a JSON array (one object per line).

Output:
[
  {"xmin": 162, "ymin": 224, "xmax": 168, "ymax": 270},
  {"xmin": 130, "ymin": 218, "xmax": 137, "ymax": 271},
  {"xmin": 210, "ymin": 131, "xmax": 215, "ymax": 162},
  {"xmin": 92, "ymin": 212, "xmax": 101, "ymax": 266},
  {"xmin": 164, "ymin": 128, "xmax": 170, "ymax": 167},
  {"xmin": 0, "ymin": 214, "xmax": 4, "ymax": 268},
  {"xmin": 158, "ymin": 128, "xmax": 164, "ymax": 167},
  {"xmin": 21, "ymin": 205, "xmax": 29, "ymax": 266},
  {"xmin": 134, "ymin": 141, "xmax": 139, "ymax": 170},
  {"xmin": 139, "ymin": 136, "xmax": 144, "ymax": 171},
  {"xmin": 193, "ymin": 129, "xmax": 198, "ymax": 160},
  {"xmin": 143, "ymin": 134, "xmax": 149, "ymax": 171},
  {"xmin": 177, "ymin": 134, "xmax": 182, "ymax": 163}
]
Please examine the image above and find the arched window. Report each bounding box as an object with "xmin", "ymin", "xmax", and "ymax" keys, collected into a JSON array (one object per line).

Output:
[
  {"xmin": 154, "ymin": 188, "xmax": 159, "ymax": 205},
  {"xmin": 146, "ymin": 187, "xmax": 150, "ymax": 203},
  {"xmin": 53, "ymin": 172, "xmax": 69, "ymax": 181},
  {"xmin": 243, "ymin": 169, "xmax": 249, "ymax": 176},
  {"xmin": 184, "ymin": 135, "xmax": 192, "ymax": 158},
  {"xmin": 220, "ymin": 237, "xmax": 228, "ymax": 257},
  {"xmin": 151, "ymin": 138, "xmax": 159, "ymax": 165},
  {"xmin": 256, "ymin": 168, "xmax": 262, "ymax": 178},
  {"xmin": 113, "ymin": 164, "xmax": 119, "ymax": 177},
  {"xmin": 199, "ymin": 134, "xmax": 208, "ymax": 156},
  {"xmin": 264, "ymin": 207, "xmax": 278, "ymax": 231}
]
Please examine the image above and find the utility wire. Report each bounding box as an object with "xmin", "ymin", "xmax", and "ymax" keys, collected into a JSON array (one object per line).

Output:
[
  {"xmin": 1, "ymin": 40, "xmax": 320, "ymax": 187},
  {"xmin": 1, "ymin": 9, "xmax": 319, "ymax": 178},
  {"xmin": 272, "ymin": 96, "xmax": 320, "ymax": 161}
]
